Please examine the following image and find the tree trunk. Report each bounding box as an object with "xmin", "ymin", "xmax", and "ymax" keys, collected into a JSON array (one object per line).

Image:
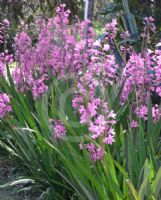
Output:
[{"xmin": 88, "ymin": 0, "xmax": 95, "ymax": 21}]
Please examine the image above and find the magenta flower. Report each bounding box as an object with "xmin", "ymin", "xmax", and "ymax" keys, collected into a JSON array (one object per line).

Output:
[
  {"xmin": 136, "ymin": 106, "xmax": 148, "ymax": 121},
  {"xmin": 72, "ymin": 95, "xmax": 83, "ymax": 109},
  {"xmin": 95, "ymin": 115, "xmax": 106, "ymax": 126},
  {"xmin": 87, "ymin": 102, "xmax": 97, "ymax": 118},
  {"xmin": 156, "ymin": 87, "xmax": 161, "ymax": 97},
  {"xmin": 152, "ymin": 105, "xmax": 161, "ymax": 123},
  {"xmin": 85, "ymin": 143, "xmax": 104, "ymax": 161},
  {"xmin": 143, "ymin": 16, "xmax": 156, "ymax": 33},
  {"xmin": 89, "ymin": 121, "xmax": 106, "ymax": 140},
  {"xmin": 2, "ymin": 19, "xmax": 10, "ymax": 27},
  {"xmin": 0, "ymin": 61, "xmax": 4, "ymax": 76},
  {"xmin": 105, "ymin": 19, "xmax": 117, "ymax": 40},
  {"xmin": 141, "ymin": 16, "xmax": 156, "ymax": 43},
  {"xmin": 53, "ymin": 120, "xmax": 66, "ymax": 139},
  {"xmin": 0, "ymin": 93, "xmax": 12, "ymax": 118},
  {"xmin": 130, "ymin": 120, "xmax": 138, "ymax": 128},
  {"xmin": 103, "ymin": 134, "xmax": 115, "ymax": 145},
  {"xmin": 0, "ymin": 19, "xmax": 10, "ymax": 44},
  {"xmin": 120, "ymin": 31, "xmax": 130, "ymax": 40},
  {"xmin": 11, "ymin": 4, "xmax": 96, "ymax": 96},
  {"xmin": 79, "ymin": 105, "xmax": 89, "ymax": 124},
  {"xmin": 32, "ymin": 76, "xmax": 48, "ymax": 99}
]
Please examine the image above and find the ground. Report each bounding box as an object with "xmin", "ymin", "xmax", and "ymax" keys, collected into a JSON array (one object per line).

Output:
[{"xmin": 0, "ymin": 154, "xmax": 35, "ymax": 200}]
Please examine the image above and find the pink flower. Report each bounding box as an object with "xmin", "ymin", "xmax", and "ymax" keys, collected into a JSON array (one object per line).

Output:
[
  {"xmin": 79, "ymin": 143, "xmax": 83, "ymax": 150},
  {"xmin": 72, "ymin": 95, "xmax": 83, "ymax": 109},
  {"xmin": 143, "ymin": 17, "xmax": 156, "ymax": 32},
  {"xmin": 87, "ymin": 102, "xmax": 97, "ymax": 117},
  {"xmin": 103, "ymin": 134, "xmax": 115, "ymax": 145},
  {"xmin": 103, "ymin": 44, "xmax": 110, "ymax": 51},
  {"xmin": 32, "ymin": 76, "xmax": 48, "ymax": 99},
  {"xmin": 95, "ymin": 115, "xmax": 106, "ymax": 126},
  {"xmin": 121, "ymin": 52, "xmax": 153, "ymax": 104},
  {"xmin": 120, "ymin": 31, "xmax": 130, "ymax": 40},
  {"xmin": 0, "ymin": 93, "xmax": 12, "ymax": 118},
  {"xmin": 53, "ymin": 120, "xmax": 66, "ymax": 139},
  {"xmin": 85, "ymin": 143, "xmax": 104, "ymax": 161},
  {"xmin": 108, "ymin": 127, "xmax": 115, "ymax": 135},
  {"xmin": 105, "ymin": 19, "xmax": 117, "ymax": 40},
  {"xmin": 141, "ymin": 16, "xmax": 156, "ymax": 43},
  {"xmin": 136, "ymin": 106, "xmax": 148, "ymax": 120},
  {"xmin": 93, "ymin": 39, "xmax": 102, "ymax": 47},
  {"xmin": 156, "ymin": 87, "xmax": 161, "ymax": 97},
  {"xmin": 130, "ymin": 120, "xmax": 138, "ymax": 128},
  {"xmin": 152, "ymin": 105, "xmax": 161, "ymax": 123},
  {"xmin": 0, "ymin": 61, "xmax": 4, "ymax": 76},
  {"xmin": 0, "ymin": 19, "xmax": 10, "ymax": 44},
  {"xmin": 2, "ymin": 19, "xmax": 10, "ymax": 27},
  {"xmin": 108, "ymin": 110, "xmax": 116, "ymax": 119},
  {"xmin": 79, "ymin": 105, "xmax": 89, "ymax": 124}
]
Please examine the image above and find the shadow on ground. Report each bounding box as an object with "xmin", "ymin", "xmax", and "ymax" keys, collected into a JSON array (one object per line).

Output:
[{"xmin": 0, "ymin": 155, "xmax": 36, "ymax": 200}]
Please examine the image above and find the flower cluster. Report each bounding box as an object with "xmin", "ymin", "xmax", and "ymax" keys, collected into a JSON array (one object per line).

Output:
[
  {"xmin": 121, "ymin": 53, "xmax": 151, "ymax": 103},
  {"xmin": 130, "ymin": 120, "xmax": 138, "ymax": 128},
  {"xmin": 73, "ymin": 66, "xmax": 117, "ymax": 147},
  {"xmin": 85, "ymin": 143, "xmax": 104, "ymax": 161},
  {"xmin": 120, "ymin": 31, "xmax": 130, "ymax": 40},
  {"xmin": 12, "ymin": 4, "xmax": 95, "ymax": 99},
  {"xmin": 32, "ymin": 76, "xmax": 48, "ymax": 99},
  {"xmin": 0, "ymin": 19, "xmax": 13, "ymax": 76},
  {"xmin": 152, "ymin": 105, "xmax": 161, "ymax": 123},
  {"xmin": 0, "ymin": 60, "xmax": 4, "ymax": 76},
  {"xmin": 0, "ymin": 93, "xmax": 12, "ymax": 118},
  {"xmin": 53, "ymin": 120, "xmax": 66, "ymax": 139},
  {"xmin": 105, "ymin": 19, "xmax": 117, "ymax": 40},
  {"xmin": 135, "ymin": 105, "xmax": 148, "ymax": 121},
  {"xmin": 141, "ymin": 17, "xmax": 156, "ymax": 43},
  {"xmin": 72, "ymin": 20, "xmax": 120, "ymax": 160},
  {"xmin": 153, "ymin": 49, "xmax": 161, "ymax": 97},
  {"xmin": 0, "ymin": 19, "xmax": 10, "ymax": 44},
  {"xmin": 0, "ymin": 51, "xmax": 13, "ymax": 76},
  {"xmin": 121, "ymin": 50, "xmax": 161, "ymax": 122}
]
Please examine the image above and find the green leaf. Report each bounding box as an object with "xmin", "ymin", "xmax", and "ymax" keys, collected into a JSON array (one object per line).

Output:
[
  {"xmin": 126, "ymin": 180, "xmax": 140, "ymax": 200},
  {"xmin": 138, "ymin": 160, "xmax": 150, "ymax": 200},
  {"xmin": 0, "ymin": 178, "xmax": 35, "ymax": 188},
  {"xmin": 153, "ymin": 166, "xmax": 161, "ymax": 199}
]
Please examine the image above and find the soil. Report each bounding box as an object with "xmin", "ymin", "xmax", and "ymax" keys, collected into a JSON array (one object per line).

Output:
[{"xmin": 0, "ymin": 155, "xmax": 35, "ymax": 200}]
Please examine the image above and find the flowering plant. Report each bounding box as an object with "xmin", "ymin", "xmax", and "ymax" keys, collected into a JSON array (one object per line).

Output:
[{"xmin": 0, "ymin": 4, "xmax": 160, "ymax": 200}]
